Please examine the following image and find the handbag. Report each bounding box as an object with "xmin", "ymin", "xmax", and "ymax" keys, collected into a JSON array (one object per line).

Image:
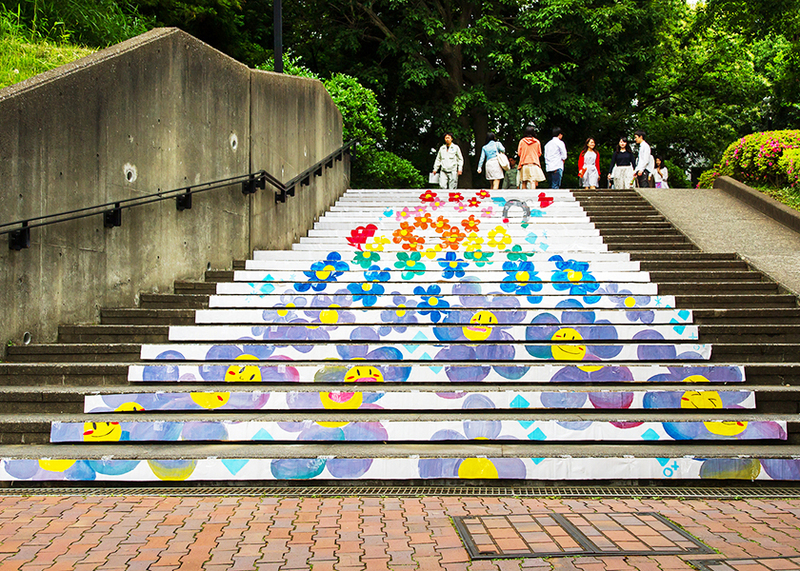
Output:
[{"xmin": 496, "ymin": 143, "xmax": 510, "ymax": 171}]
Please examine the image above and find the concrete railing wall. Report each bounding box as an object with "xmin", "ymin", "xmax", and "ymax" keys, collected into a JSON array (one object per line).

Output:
[{"xmin": 0, "ymin": 28, "xmax": 346, "ymax": 352}]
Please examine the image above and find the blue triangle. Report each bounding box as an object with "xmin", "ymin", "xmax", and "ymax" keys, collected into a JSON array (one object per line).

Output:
[
  {"xmin": 429, "ymin": 366, "xmax": 443, "ymax": 374},
  {"xmin": 253, "ymin": 429, "xmax": 274, "ymax": 441},
  {"xmin": 531, "ymin": 458, "xmax": 545, "ymax": 465},
  {"xmin": 642, "ymin": 429, "xmax": 661, "ymax": 441},
  {"xmin": 656, "ymin": 457, "xmax": 670, "ymax": 467},
  {"xmin": 413, "ymin": 331, "xmax": 429, "ymax": 342},
  {"xmin": 264, "ymin": 274, "xmax": 275, "ymax": 281},
  {"xmin": 259, "ymin": 284, "xmax": 276, "ymax": 294},
  {"xmin": 527, "ymin": 428, "xmax": 547, "ymax": 441},
  {"xmin": 419, "ymin": 352, "xmax": 433, "ymax": 361},
  {"xmin": 670, "ymin": 319, "xmax": 686, "ymax": 335},
  {"xmin": 510, "ymin": 395, "xmax": 531, "ymax": 409},
  {"xmin": 518, "ymin": 420, "xmax": 534, "ymax": 429},
  {"xmin": 678, "ymin": 310, "xmax": 690, "ymax": 320},
  {"xmin": 222, "ymin": 459, "xmax": 249, "ymax": 475},
  {"xmin": 384, "ymin": 210, "xmax": 394, "ymax": 217}
]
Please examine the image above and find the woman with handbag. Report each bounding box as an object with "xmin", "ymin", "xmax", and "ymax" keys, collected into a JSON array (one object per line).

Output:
[
  {"xmin": 477, "ymin": 132, "xmax": 507, "ymax": 190},
  {"xmin": 578, "ymin": 138, "xmax": 601, "ymax": 189}
]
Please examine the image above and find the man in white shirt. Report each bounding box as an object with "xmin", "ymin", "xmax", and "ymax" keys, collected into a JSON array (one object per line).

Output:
[
  {"xmin": 634, "ymin": 130, "xmax": 654, "ymax": 188},
  {"xmin": 543, "ymin": 128, "xmax": 568, "ymax": 189}
]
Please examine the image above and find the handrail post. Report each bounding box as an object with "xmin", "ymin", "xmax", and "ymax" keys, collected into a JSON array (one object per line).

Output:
[
  {"xmin": 104, "ymin": 203, "xmax": 122, "ymax": 228},
  {"xmin": 9, "ymin": 221, "xmax": 30, "ymax": 251}
]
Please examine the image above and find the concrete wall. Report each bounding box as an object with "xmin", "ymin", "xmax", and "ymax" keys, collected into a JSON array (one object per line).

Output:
[{"xmin": 0, "ymin": 28, "xmax": 346, "ymax": 352}]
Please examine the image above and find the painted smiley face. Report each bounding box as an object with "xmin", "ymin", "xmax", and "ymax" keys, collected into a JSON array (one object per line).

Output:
[
  {"xmin": 550, "ymin": 327, "xmax": 587, "ymax": 361},
  {"xmin": 344, "ymin": 366, "xmax": 384, "ymax": 383},
  {"xmin": 320, "ymin": 391, "xmax": 364, "ymax": 411},
  {"xmin": 114, "ymin": 402, "xmax": 145, "ymax": 412},
  {"xmin": 462, "ymin": 310, "xmax": 498, "ymax": 341},
  {"xmin": 704, "ymin": 420, "xmax": 748, "ymax": 437},
  {"xmin": 190, "ymin": 392, "xmax": 231, "ymax": 409},
  {"xmin": 681, "ymin": 390, "xmax": 722, "ymax": 409},
  {"xmin": 83, "ymin": 421, "xmax": 122, "ymax": 442},
  {"xmin": 225, "ymin": 355, "xmax": 262, "ymax": 383}
]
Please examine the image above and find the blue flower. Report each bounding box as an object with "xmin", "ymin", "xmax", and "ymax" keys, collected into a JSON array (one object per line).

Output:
[
  {"xmin": 500, "ymin": 261, "xmax": 543, "ymax": 303},
  {"xmin": 295, "ymin": 252, "xmax": 350, "ymax": 293},
  {"xmin": 363, "ymin": 265, "xmax": 392, "ymax": 284},
  {"xmin": 524, "ymin": 310, "xmax": 623, "ymax": 360},
  {"xmin": 379, "ymin": 295, "xmax": 419, "ymax": 333},
  {"xmin": 549, "ymin": 255, "xmax": 600, "ymax": 299},
  {"xmin": 347, "ymin": 281, "xmax": 385, "ymax": 307},
  {"xmin": 414, "ymin": 284, "xmax": 450, "ymax": 323},
  {"xmin": 438, "ymin": 252, "xmax": 468, "ymax": 279},
  {"xmin": 602, "ymin": 283, "xmax": 655, "ymax": 324}
]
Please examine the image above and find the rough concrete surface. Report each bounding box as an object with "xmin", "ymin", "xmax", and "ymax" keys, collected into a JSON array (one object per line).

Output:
[{"xmin": 639, "ymin": 187, "xmax": 800, "ymax": 297}]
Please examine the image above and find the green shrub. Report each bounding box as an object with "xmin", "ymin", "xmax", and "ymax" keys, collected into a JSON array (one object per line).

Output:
[
  {"xmin": 778, "ymin": 148, "xmax": 800, "ymax": 188},
  {"xmin": 663, "ymin": 159, "xmax": 690, "ymax": 188},
  {"xmin": 697, "ymin": 130, "xmax": 800, "ymax": 188},
  {"xmin": 357, "ymin": 150, "xmax": 425, "ymax": 189}
]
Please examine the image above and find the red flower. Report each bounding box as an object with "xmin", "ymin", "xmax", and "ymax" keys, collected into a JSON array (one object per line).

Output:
[
  {"xmin": 476, "ymin": 190, "xmax": 491, "ymax": 199},
  {"xmin": 448, "ymin": 192, "xmax": 464, "ymax": 202},
  {"xmin": 419, "ymin": 190, "xmax": 438, "ymax": 203},
  {"xmin": 467, "ymin": 197, "xmax": 481, "ymax": 208}
]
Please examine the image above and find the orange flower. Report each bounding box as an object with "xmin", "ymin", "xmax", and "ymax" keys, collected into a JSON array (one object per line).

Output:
[
  {"xmin": 414, "ymin": 213, "xmax": 433, "ymax": 229},
  {"xmin": 460, "ymin": 215, "xmax": 480, "ymax": 232},
  {"xmin": 433, "ymin": 216, "xmax": 451, "ymax": 234},
  {"xmin": 402, "ymin": 234, "xmax": 426, "ymax": 251},
  {"xmin": 440, "ymin": 227, "xmax": 467, "ymax": 250},
  {"xmin": 392, "ymin": 221, "xmax": 416, "ymax": 244}
]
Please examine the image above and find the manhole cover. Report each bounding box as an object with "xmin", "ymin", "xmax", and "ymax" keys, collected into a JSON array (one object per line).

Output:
[
  {"xmin": 688, "ymin": 558, "xmax": 800, "ymax": 571},
  {"xmin": 454, "ymin": 512, "xmax": 714, "ymax": 559}
]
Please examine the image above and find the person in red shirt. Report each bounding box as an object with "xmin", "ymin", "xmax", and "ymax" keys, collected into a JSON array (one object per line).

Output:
[
  {"xmin": 578, "ymin": 138, "xmax": 601, "ymax": 189},
  {"xmin": 516, "ymin": 125, "xmax": 546, "ymax": 190}
]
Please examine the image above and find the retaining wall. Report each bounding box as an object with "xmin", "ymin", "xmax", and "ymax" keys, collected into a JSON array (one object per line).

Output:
[{"xmin": 0, "ymin": 28, "xmax": 346, "ymax": 352}]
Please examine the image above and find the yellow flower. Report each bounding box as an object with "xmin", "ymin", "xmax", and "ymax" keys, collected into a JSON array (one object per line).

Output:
[
  {"xmin": 365, "ymin": 235, "xmax": 390, "ymax": 252},
  {"xmin": 487, "ymin": 226, "xmax": 512, "ymax": 250}
]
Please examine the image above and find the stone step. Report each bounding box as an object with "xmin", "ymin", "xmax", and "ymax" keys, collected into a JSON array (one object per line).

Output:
[
  {"xmin": 630, "ymin": 252, "xmax": 740, "ymax": 262},
  {"xmin": 711, "ymin": 343, "xmax": 800, "ymax": 362},
  {"xmin": 100, "ymin": 308, "xmax": 196, "ymax": 325},
  {"xmin": 648, "ymin": 270, "xmax": 766, "ymax": 282},
  {"xmin": 674, "ymin": 294, "xmax": 798, "ymax": 308},
  {"xmin": 58, "ymin": 325, "xmax": 169, "ymax": 344},
  {"xmin": 174, "ymin": 282, "xmax": 217, "ymax": 295},
  {"xmin": 0, "ymin": 363, "xmax": 129, "ymax": 387},
  {"xmin": 699, "ymin": 324, "xmax": 800, "ymax": 343},
  {"xmin": 6, "ymin": 344, "xmax": 141, "ymax": 363},
  {"xmin": 2, "ymin": 442, "xmax": 800, "ymax": 482},
  {"xmin": 658, "ymin": 282, "xmax": 779, "ymax": 294},
  {"xmin": 693, "ymin": 308, "xmax": 800, "ymax": 324},
  {"xmin": 205, "ymin": 270, "xmax": 235, "ymax": 282},
  {"xmin": 606, "ymin": 242, "xmax": 698, "ymax": 251},
  {"xmin": 639, "ymin": 260, "xmax": 750, "ymax": 271},
  {"xmin": 139, "ymin": 293, "xmax": 209, "ymax": 309}
]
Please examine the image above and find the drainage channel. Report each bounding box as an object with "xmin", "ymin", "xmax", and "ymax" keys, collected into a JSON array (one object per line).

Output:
[{"xmin": 1, "ymin": 486, "xmax": 799, "ymax": 498}]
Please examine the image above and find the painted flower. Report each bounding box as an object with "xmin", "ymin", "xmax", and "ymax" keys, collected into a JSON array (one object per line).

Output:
[
  {"xmin": 481, "ymin": 206, "xmax": 493, "ymax": 218},
  {"xmin": 421, "ymin": 245, "xmax": 445, "ymax": 260},
  {"xmin": 392, "ymin": 221, "xmax": 416, "ymax": 244},
  {"xmin": 644, "ymin": 365, "xmax": 744, "ymax": 384},
  {"xmin": 364, "ymin": 234, "xmax": 390, "ymax": 252},
  {"xmin": 468, "ymin": 197, "xmax": 481, "ymax": 208},
  {"xmin": 438, "ymin": 252, "xmax": 469, "ymax": 279},
  {"xmin": 549, "ymin": 255, "xmax": 600, "ymax": 298},
  {"xmin": 602, "ymin": 283, "xmax": 655, "ymax": 324},
  {"xmin": 430, "ymin": 198, "xmax": 446, "ymax": 211},
  {"xmin": 500, "ymin": 261, "xmax": 543, "ymax": 300},
  {"xmin": 414, "ymin": 212, "xmax": 434, "ymax": 230},
  {"xmin": 433, "ymin": 216, "xmax": 451, "ymax": 234},
  {"xmin": 419, "ymin": 190, "xmax": 438, "ymax": 202},
  {"xmin": 379, "ymin": 295, "xmax": 419, "ymax": 333},
  {"xmin": 454, "ymin": 202, "xmax": 467, "ymax": 212},
  {"xmin": 414, "ymin": 284, "xmax": 450, "ymax": 323},
  {"xmin": 295, "ymin": 252, "xmax": 350, "ymax": 292},
  {"xmin": 402, "ymin": 233, "xmax": 426, "ymax": 251},
  {"xmin": 412, "ymin": 205, "xmax": 428, "ymax": 216},
  {"xmin": 352, "ymin": 249, "xmax": 381, "ymax": 269},
  {"xmin": 440, "ymin": 226, "xmax": 467, "ymax": 250},
  {"xmin": 460, "ymin": 215, "xmax": 480, "ymax": 233},
  {"xmin": 449, "ymin": 192, "xmax": 464, "ymax": 202},
  {"xmin": 395, "ymin": 207, "xmax": 414, "ymax": 222},
  {"xmin": 464, "ymin": 233, "xmax": 484, "ymax": 252},
  {"xmin": 464, "ymin": 249, "xmax": 494, "ymax": 267},
  {"xmin": 346, "ymin": 281, "xmax": 384, "ymax": 307},
  {"xmin": 394, "ymin": 251, "xmax": 425, "ymax": 279},
  {"xmin": 476, "ymin": 190, "xmax": 491, "ymax": 199},
  {"xmin": 487, "ymin": 226, "xmax": 512, "ymax": 250},
  {"xmin": 505, "ymin": 245, "xmax": 530, "ymax": 262}
]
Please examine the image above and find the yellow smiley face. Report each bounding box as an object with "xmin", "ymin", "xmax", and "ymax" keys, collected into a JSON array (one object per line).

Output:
[
  {"xmin": 38, "ymin": 459, "xmax": 77, "ymax": 472},
  {"xmin": 190, "ymin": 392, "xmax": 231, "ymax": 409},
  {"xmin": 681, "ymin": 390, "xmax": 722, "ymax": 409},
  {"xmin": 225, "ymin": 355, "xmax": 262, "ymax": 383},
  {"xmin": 704, "ymin": 420, "xmax": 748, "ymax": 437},
  {"xmin": 83, "ymin": 421, "xmax": 123, "ymax": 442},
  {"xmin": 115, "ymin": 402, "xmax": 145, "ymax": 412},
  {"xmin": 344, "ymin": 366, "xmax": 384, "ymax": 383},
  {"xmin": 550, "ymin": 327, "xmax": 587, "ymax": 361},
  {"xmin": 463, "ymin": 310, "xmax": 498, "ymax": 341},
  {"xmin": 457, "ymin": 458, "xmax": 499, "ymax": 479},
  {"xmin": 320, "ymin": 391, "xmax": 364, "ymax": 410}
]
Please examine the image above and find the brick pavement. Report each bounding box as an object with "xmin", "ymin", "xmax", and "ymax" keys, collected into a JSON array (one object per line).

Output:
[{"xmin": 0, "ymin": 495, "xmax": 799, "ymax": 570}]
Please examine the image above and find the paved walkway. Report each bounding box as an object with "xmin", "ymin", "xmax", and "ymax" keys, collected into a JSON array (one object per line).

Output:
[
  {"xmin": 639, "ymin": 188, "xmax": 800, "ymax": 296},
  {"xmin": 1, "ymin": 494, "xmax": 800, "ymax": 570}
]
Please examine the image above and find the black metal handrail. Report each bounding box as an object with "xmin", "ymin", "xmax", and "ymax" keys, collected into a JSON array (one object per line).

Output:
[{"xmin": 2, "ymin": 140, "xmax": 356, "ymax": 250}]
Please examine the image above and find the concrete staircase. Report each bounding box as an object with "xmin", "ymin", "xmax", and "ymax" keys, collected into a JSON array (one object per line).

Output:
[{"xmin": 1, "ymin": 188, "xmax": 799, "ymax": 483}]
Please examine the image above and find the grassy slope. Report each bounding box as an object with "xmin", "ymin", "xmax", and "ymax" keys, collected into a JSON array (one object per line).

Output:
[{"xmin": 0, "ymin": 35, "xmax": 94, "ymax": 90}]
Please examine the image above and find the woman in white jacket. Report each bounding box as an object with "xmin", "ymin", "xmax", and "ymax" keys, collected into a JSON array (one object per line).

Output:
[
  {"xmin": 431, "ymin": 133, "xmax": 464, "ymax": 189},
  {"xmin": 653, "ymin": 157, "xmax": 669, "ymax": 188}
]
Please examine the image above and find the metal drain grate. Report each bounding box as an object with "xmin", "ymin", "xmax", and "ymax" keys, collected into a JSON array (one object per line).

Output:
[
  {"xmin": 688, "ymin": 558, "xmax": 800, "ymax": 571},
  {"xmin": 454, "ymin": 512, "xmax": 714, "ymax": 560},
  {"xmin": 0, "ymin": 485, "xmax": 798, "ymax": 498}
]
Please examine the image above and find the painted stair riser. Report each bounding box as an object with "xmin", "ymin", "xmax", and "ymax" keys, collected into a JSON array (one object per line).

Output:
[
  {"xmin": 229, "ymin": 271, "xmax": 653, "ymax": 284},
  {"xmin": 251, "ymin": 252, "xmax": 634, "ymax": 263},
  {"xmin": 242, "ymin": 260, "xmax": 642, "ymax": 272},
  {"xmin": 167, "ymin": 324, "xmax": 700, "ymax": 343},
  {"xmin": 50, "ymin": 419, "xmax": 787, "ymax": 444},
  {"xmin": 4, "ymin": 456, "xmax": 800, "ymax": 482},
  {"xmin": 127, "ymin": 363, "xmax": 745, "ymax": 384},
  {"xmin": 217, "ymin": 282, "xmax": 659, "ymax": 297},
  {"xmin": 193, "ymin": 308, "xmax": 693, "ymax": 326},
  {"xmin": 208, "ymin": 294, "xmax": 676, "ymax": 310},
  {"xmin": 140, "ymin": 342, "xmax": 713, "ymax": 362},
  {"xmin": 83, "ymin": 389, "xmax": 757, "ymax": 413}
]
